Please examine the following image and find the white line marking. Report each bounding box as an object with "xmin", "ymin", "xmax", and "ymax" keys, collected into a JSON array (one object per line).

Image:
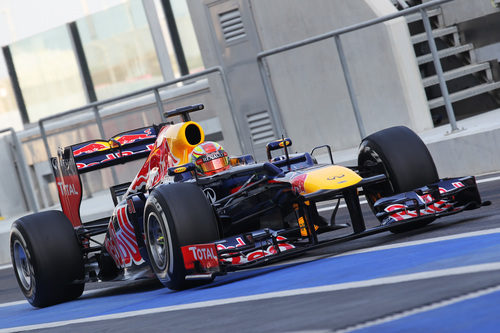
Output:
[
  {"xmin": 0, "ymin": 287, "xmax": 132, "ymax": 309},
  {"xmin": 477, "ymin": 175, "xmax": 500, "ymax": 184},
  {"xmin": 337, "ymin": 284, "xmax": 500, "ymax": 333},
  {"xmin": 3, "ymin": 262, "xmax": 500, "ymax": 333},
  {"xmin": 331, "ymin": 227, "xmax": 500, "ymax": 259},
  {"xmin": 0, "ymin": 300, "xmax": 26, "ymax": 308},
  {"xmin": 272, "ymin": 227, "xmax": 500, "ymax": 267},
  {"xmin": 0, "ymin": 264, "xmax": 11, "ymax": 271}
]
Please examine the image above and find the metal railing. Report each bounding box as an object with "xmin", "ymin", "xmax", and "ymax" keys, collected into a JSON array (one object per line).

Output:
[
  {"xmin": 0, "ymin": 127, "xmax": 39, "ymax": 213},
  {"xmin": 257, "ymin": 0, "xmax": 458, "ymax": 139},
  {"xmin": 38, "ymin": 66, "xmax": 239, "ymax": 165}
]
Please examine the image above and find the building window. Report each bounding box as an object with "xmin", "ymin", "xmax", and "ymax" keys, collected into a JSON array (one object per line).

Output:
[
  {"xmin": 76, "ymin": 0, "xmax": 164, "ymax": 100},
  {"xmin": 9, "ymin": 26, "xmax": 87, "ymax": 122},
  {"xmin": 0, "ymin": 51, "xmax": 21, "ymax": 129},
  {"xmin": 170, "ymin": 0, "xmax": 204, "ymax": 73}
]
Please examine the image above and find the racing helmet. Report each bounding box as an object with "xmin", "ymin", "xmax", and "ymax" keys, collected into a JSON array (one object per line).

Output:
[{"xmin": 190, "ymin": 141, "xmax": 230, "ymax": 176}]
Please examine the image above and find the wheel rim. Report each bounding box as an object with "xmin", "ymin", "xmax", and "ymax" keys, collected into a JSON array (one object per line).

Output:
[
  {"xmin": 147, "ymin": 213, "xmax": 168, "ymax": 271},
  {"xmin": 359, "ymin": 146, "xmax": 394, "ymax": 203},
  {"xmin": 13, "ymin": 240, "xmax": 33, "ymax": 291}
]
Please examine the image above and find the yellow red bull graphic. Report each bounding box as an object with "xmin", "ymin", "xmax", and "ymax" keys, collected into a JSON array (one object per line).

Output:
[
  {"xmin": 73, "ymin": 141, "xmax": 110, "ymax": 157},
  {"xmin": 290, "ymin": 165, "xmax": 362, "ymax": 194}
]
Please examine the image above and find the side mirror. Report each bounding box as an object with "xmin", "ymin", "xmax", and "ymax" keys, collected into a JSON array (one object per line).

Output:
[
  {"xmin": 167, "ymin": 163, "xmax": 196, "ymax": 176},
  {"xmin": 266, "ymin": 138, "xmax": 292, "ymax": 160}
]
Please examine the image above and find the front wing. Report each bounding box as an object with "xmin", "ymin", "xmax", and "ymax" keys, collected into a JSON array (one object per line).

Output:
[{"xmin": 181, "ymin": 175, "xmax": 486, "ymax": 279}]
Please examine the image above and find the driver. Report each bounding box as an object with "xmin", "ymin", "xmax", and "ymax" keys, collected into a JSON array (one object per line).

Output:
[{"xmin": 189, "ymin": 141, "xmax": 230, "ymax": 176}]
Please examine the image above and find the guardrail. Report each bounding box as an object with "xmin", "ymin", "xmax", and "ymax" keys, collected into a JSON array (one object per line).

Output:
[
  {"xmin": 0, "ymin": 127, "xmax": 39, "ymax": 213},
  {"xmin": 257, "ymin": 0, "xmax": 458, "ymax": 138},
  {"xmin": 38, "ymin": 66, "xmax": 240, "ymax": 171}
]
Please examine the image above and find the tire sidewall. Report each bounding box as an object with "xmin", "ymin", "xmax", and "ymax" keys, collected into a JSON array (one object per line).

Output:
[
  {"xmin": 143, "ymin": 183, "xmax": 220, "ymax": 289},
  {"xmin": 358, "ymin": 126, "xmax": 439, "ymax": 232},
  {"xmin": 9, "ymin": 211, "xmax": 85, "ymax": 307},
  {"xmin": 144, "ymin": 193, "xmax": 179, "ymax": 286},
  {"xmin": 10, "ymin": 225, "xmax": 37, "ymax": 302},
  {"xmin": 359, "ymin": 126, "xmax": 439, "ymax": 197}
]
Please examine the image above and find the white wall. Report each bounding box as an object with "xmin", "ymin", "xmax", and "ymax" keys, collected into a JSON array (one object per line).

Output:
[{"xmin": 248, "ymin": 0, "xmax": 432, "ymax": 152}]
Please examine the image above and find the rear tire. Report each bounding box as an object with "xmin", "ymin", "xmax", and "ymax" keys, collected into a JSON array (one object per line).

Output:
[
  {"xmin": 144, "ymin": 183, "xmax": 219, "ymax": 289},
  {"xmin": 10, "ymin": 210, "xmax": 85, "ymax": 307},
  {"xmin": 358, "ymin": 126, "xmax": 439, "ymax": 233}
]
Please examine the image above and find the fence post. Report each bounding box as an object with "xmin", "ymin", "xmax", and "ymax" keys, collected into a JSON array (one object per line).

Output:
[
  {"xmin": 10, "ymin": 129, "xmax": 40, "ymax": 213},
  {"xmin": 216, "ymin": 66, "xmax": 252, "ymax": 154},
  {"xmin": 334, "ymin": 35, "xmax": 366, "ymax": 139},
  {"xmin": 421, "ymin": 8, "xmax": 459, "ymax": 132},
  {"xmin": 153, "ymin": 88, "xmax": 166, "ymax": 122},
  {"xmin": 257, "ymin": 57, "xmax": 288, "ymax": 141}
]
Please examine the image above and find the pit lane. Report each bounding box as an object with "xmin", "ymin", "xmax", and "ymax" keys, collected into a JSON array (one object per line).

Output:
[{"xmin": 0, "ymin": 173, "xmax": 499, "ymax": 332}]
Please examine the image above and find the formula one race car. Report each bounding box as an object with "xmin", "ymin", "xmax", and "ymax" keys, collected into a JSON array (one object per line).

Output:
[{"xmin": 10, "ymin": 104, "xmax": 488, "ymax": 307}]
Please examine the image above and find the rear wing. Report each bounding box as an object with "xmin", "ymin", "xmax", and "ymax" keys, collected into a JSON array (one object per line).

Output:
[
  {"xmin": 71, "ymin": 126, "xmax": 159, "ymax": 173},
  {"xmin": 51, "ymin": 125, "xmax": 160, "ymax": 227}
]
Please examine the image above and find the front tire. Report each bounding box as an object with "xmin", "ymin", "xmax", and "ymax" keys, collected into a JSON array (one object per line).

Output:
[
  {"xmin": 10, "ymin": 210, "xmax": 85, "ymax": 307},
  {"xmin": 358, "ymin": 126, "xmax": 439, "ymax": 233},
  {"xmin": 144, "ymin": 183, "xmax": 220, "ymax": 289}
]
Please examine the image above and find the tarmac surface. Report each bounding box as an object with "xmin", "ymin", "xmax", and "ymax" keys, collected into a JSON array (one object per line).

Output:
[{"xmin": 0, "ymin": 173, "xmax": 499, "ymax": 332}]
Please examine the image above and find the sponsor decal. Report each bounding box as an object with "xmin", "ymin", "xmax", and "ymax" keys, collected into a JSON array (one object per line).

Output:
[
  {"xmin": 201, "ymin": 151, "xmax": 225, "ymax": 162},
  {"xmin": 104, "ymin": 205, "xmax": 144, "ymax": 268},
  {"xmin": 174, "ymin": 166, "xmax": 187, "ymax": 173},
  {"xmin": 57, "ymin": 182, "xmax": 79, "ymax": 196},
  {"xmin": 384, "ymin": 191, "xmax": 453, "ymax": 222},
  {"xmin": 290, "ymin": 174, "xmax": 307, "ymax": 194},
  {"xmin": 216, "ymin": 236, "xmax": 295, "ymax": 265},
  {"xmin": 73, "ymin": 142, "xmax": 109, "ymax": 156},
  {"xmin": 182, "ymin": 244, "xmax": 219, "ymax": 271},
  {"xmin": 113, "ymin": 128, "xmax": 155, "ymax": 145},
  {"xmin": 127, "ymin": 199, "xmax": 136, "ymax": 214},
  {"xmin": 203, "ymin": 188, "xmax": 217, "ymax": 203}
]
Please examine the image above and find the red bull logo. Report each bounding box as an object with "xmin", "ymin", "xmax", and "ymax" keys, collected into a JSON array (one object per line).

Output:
[
  {"xmin": 73, "ymin": 142, "xmax": 109, "ymax": 156},
  {"xmin": 113, "ymin": 129, "xmax": 154, "ymax": 146}
]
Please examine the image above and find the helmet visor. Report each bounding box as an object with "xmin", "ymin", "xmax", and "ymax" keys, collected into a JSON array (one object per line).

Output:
[{"xmin": 199, "ymin": 157, "xmax": 229, "ymax": 174}]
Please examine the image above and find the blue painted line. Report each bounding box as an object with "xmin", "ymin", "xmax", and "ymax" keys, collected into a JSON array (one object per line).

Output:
[
  {"xmin": 355, "ymin": 289, "xmax": 500, "ymax": 332},
  {"xmin": 1, "ymin": 232, "xmax": 500, "ymax": 329}
]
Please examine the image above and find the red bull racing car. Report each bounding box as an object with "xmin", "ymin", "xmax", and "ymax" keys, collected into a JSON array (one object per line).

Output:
[{"xmin": 10, "ymin": 104, "xmax": 488, "ymax": 307}]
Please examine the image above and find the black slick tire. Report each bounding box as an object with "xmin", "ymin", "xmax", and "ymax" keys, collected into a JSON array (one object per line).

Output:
[
  {"xmin": 143, "ymin": 182, "xmax": 219, "ymax": 289},
  {"xmin": 358, "ymin": 126, "xmax": 439, "ymax": 233},
  {"xmin": 10, "ymin": 210, "xmax": 85, "ymax": 307}
]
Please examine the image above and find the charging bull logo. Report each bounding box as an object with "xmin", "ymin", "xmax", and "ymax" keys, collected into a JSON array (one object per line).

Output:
[
  {"xmin": 73, "ymin": 142, "xmax": 109, "ymax": 156},
  {"xmin": 104, "ymin": 205, "xmax": 144, "ymax": 268},
  {"xmin": 114, "ymin": 128, "xmax": 154, "ymax": 145}
]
